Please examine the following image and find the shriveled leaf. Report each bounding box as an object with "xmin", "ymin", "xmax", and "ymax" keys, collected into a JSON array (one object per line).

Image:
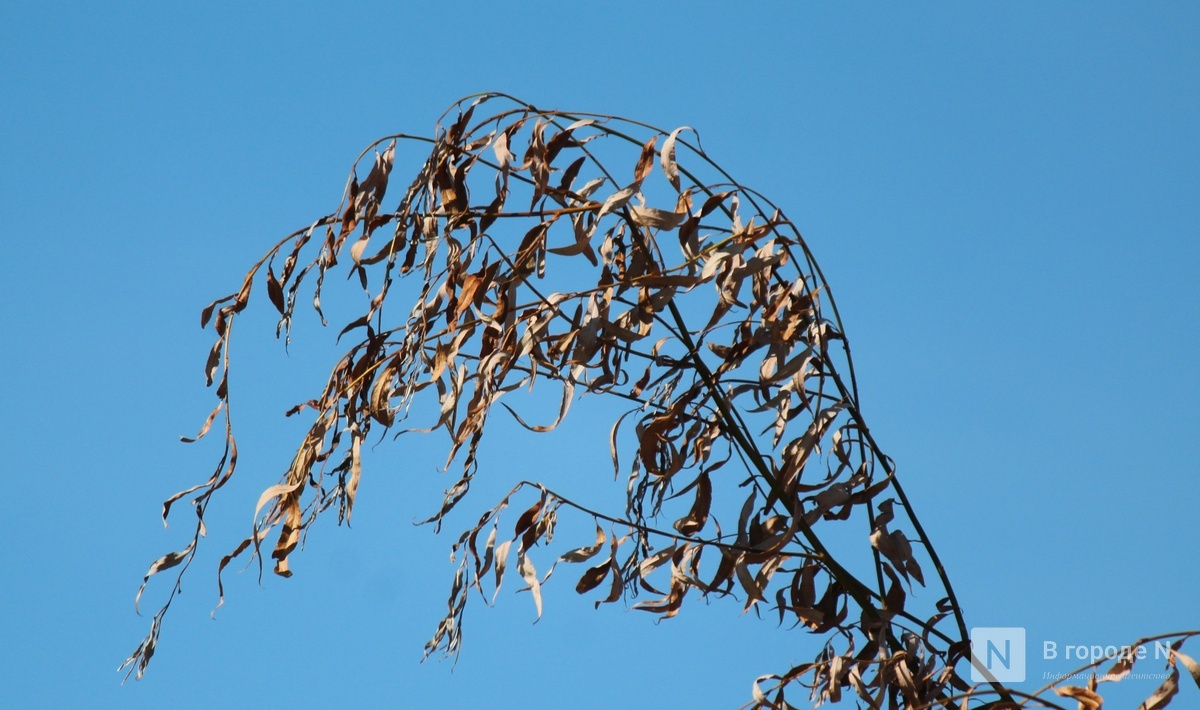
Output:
[
  {"xmin": 1138, "ymin": 666, "xmax": 1180, "ymax": 710},
  {"xmin": 254, "ymin": 481, "xmax": 302, "ymax": 521},
  {"xmin": 513, "ymin": 497, "xmax": 545, "ymax": 550},
  {"xmin": 1099, "ymin": 652, "xmax": 1137, "ymax": 681},
  {"xmin": 673, "ymin": 472, "xmax": 711, "ymax": 537},
  {"xmin": 204, "ymin": 340, "xmax": 222, "ymax": 386},
  {"xmin": 1054, "ymin": 685, "xmax": 1102, "ymax": 710},
  {"xmin": 559, "ymin": 524, "xmax": 607, "ymax": 563},
  {"xmin": 629, "ymin": 205, "xmax": 686, "ymax": 231},
  {"xmin": 492, "ymin": 540, "xmax": 512, "ymax": 602},
  {"xmin": 575, "ymin": 561, "xmax": 610, "ymax": 594},
  {"xmin": 660, "ymin": 126, "xmax": 690, "ymax": 191},
  {"xmin": 134, "ymin": 540, "xmax": 196, "ymax": 613},
  {"xmin": 1172, "ymin": 648, "xmax": 1200, "ymax": 690},
  {"xmin": 266, "ymin": 266, "xmax": 286, "ymax": 315},
  {"xmin": 633, "ymin": 136, "xmax": 656, "ymax": 182},
  {"xmin": 345, "ymin": 429, "xmax": 363, "ymax": 523},
  {"xmin": 597, "ymin": 183, "xmax": 639, "ymax": 219},
  {"xmin": 180, "ymin": 401, "xmax": 224, "ymax": 444},
  {"xmin": 141, "ymin": 541, "xmax": 195, "ymax": 583},
  {"xmin": 516, "ymin": 551, "xmax": 542, "ymax": 620},
  {"xmin": 637, "ymin": 544, "xmax": 677, "ymax": 582}
]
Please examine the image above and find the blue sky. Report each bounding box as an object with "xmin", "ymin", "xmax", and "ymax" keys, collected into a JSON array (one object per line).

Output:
[{"xmin": 1, "ymin": 2, "xmax": 1197, "ymax": 708}]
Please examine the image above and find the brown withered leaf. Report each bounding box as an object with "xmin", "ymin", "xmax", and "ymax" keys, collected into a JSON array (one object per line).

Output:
[
  {"xmin": 180, "ymin": 401, "xmax": 223, "ymax": 444},
  {"xmin": 214, "ymin": 529, "xmax": 269, "ymax": 615},
  {"xmin": 345, "ymin": 429, "xmax": 362, "ymax": 523},
  {"xmin": 455, "ymin": 267, "xmax": 490, "ymax": 322},
  {"xmin": 516, "ymin": 551, "xmax": 543, "ymax": 620},
  {"xmin": 231, "ymin": 264, "xmax": 257, "ymax": 313},
  {"xmin": 637, "ymin": 544, "xmax": 678, "ymax": 591},
  {"xmin": 357, "ymin": 140, "xmax": 395, "ymax": 202},
  {"xmin": 673, "ymin": 472, "xmax": 711, "ymax": 537},
  {"xmin": 575, "ymin": 561, "xmax": 610, "ymax": 594},
  {"xmin": 266, "ymin": 265, "xmax": 286, "ymax": 315},
  {"xmin": 559, "ymin": 523, "xmax": 606, "ymax": 564},
  {"xmin": 558, "ymin": 155, "xmax": 586, "ymax": 193},
  {"xmin": 1054, "ymin": 685, "xmax": 1103, "ymax": 710},
  {"xmin": 254, "ymin": 481, "xmax": 304, "ymax": 522},
  {"xmin": 199, "ymin": 291, "xmax": 237, "ymax": 329},
  {"xmin": 514, "ymin": 496, "xmax": 547, "ymax": 552},
  {"xmin": 597, "ymin": 183, "xmax": 639, "ymax": 220},
  {"xmin": 735, "ymin": 558, "xmax": 765, "ymax": 612},
  {"xmin": 803, "ymin": 483, "xmax": 852, "ymax": 526},
  {"xmin": 594, "ymin": 533, "xmax": 625, "ymax": 609},
  {"xmin": 629, "ymin": 205, "xmax": 686, "ymax": 231},
  {"xmin": 870, "ymin": 528, "xmax": 916, "ymax": 582},
  {"xmin": 632, "ymin": 576, "xmax": 687, "ymax": 618},
  {"xmin": 633, "ymin": 136, "xmax": 656, "ymax": 182},
  {"xmin": 1101, "ymin": 651, "xmax": 1134, "ymax": 682},
  {"xmin": 491, "ymin": 123, "xmax": 519, "ymax": 170},
  {"xmin": 204, "ymin": 340, "xmax": 222, "ymax": 386},
  {"xmin": 660, "ymin": 126, "xmax": 690, "ymax": 192},
  {"xmin": 1172, "ymin": 647, "xmax": 1200, "ymax": 690},
  {"xmin": 271, "ymin": 497, "xmax": 302, "ymax": 578},
  {"xmin": 1138, "ymin": 666, "xmax": 1179, "ymax": 710},
  {"xmin": 367, "ymin": 361, "xmax": 396, "ymax": 427},
  {"xmin": 473, "ymin": 525, "xmax": 499, "ymax": 584},
  {"xmin": 349, "ymin": 235, "xmax": 371, "ymax": 265},
  {"xmin": 134, "ymin": 540, "xmax": 196, "ymax": 611},
  {"xmin": 490, "ymin": 539, "xmax": 512, "ymax": 601}
]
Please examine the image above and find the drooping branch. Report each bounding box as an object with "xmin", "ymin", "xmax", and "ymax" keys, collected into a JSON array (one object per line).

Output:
[{"xmin": 125, "ymin": 94, "xmax": 1198, "ymax": 710}]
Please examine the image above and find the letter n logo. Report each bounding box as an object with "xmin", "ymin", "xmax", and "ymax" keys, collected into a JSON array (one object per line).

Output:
[{"xmin": 970, "ymin": 627, "xmax": 1026, "ymax": 682}]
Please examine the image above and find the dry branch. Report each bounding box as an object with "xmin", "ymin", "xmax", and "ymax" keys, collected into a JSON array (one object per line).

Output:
[{"xmin": 124, "ymin": 93, "xmax": 1197, "ymax": 709}]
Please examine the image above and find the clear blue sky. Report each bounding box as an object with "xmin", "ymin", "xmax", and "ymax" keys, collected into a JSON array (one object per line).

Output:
[{"xmin": 2, "ymin": 2, "xmax": 1197, "ymax": 708}]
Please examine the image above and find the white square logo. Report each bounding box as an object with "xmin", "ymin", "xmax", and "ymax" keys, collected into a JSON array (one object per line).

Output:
[{"xmin": 970, "ymin": 627, "xmax": 1026, "ymax": 682}]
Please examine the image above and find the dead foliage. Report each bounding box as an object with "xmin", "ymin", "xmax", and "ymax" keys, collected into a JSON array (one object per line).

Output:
[{"xmin": 123, "ymin": 93, "xmax": 1198, "ymax": 708}]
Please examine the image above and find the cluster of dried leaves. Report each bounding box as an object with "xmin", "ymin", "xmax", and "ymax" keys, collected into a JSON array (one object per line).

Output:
[{"xmin": 124, "ymin": 93, "xmax": 1197, "ymax": 709}]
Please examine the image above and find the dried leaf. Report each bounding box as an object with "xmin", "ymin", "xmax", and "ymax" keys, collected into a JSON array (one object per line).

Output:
[
  {"xmin": 141, "ymin": 541, "xmax": 194, "ymax": 583},
  {"xmin": 1054, "ymin": 685, "xmax": 1102, "ymax": 710},
  {"xmin": 492, "ymin": 124, "xmax": 518, "ymax": 170},
  {"xmin": 673, "ymin": 472, "xmax": 711, "ymax": 536},
  {"xmin": 517, "ymin": 551, "xmax": 542, "ymax": 620},
  {"xmin": 266, "ymin": 265, "xmax": 286, "ymax": 315},
  {"xmin": 660, "ymin": 126, "xmax": 690, "ymax": 191},
  {"xmin": 254, "ymin": 481, "xmax": 302, "ymax": 521},
  {"xmin": 637, "ymin": 544, "xmax": 677, "ymax": 582},
  {"xmin": 597, "ymin": 183, "xmax": 639, "ymax": 220},
  {"xmin": 1173, "ymin": 648, "xmax": 1200, "ymax": 690},
  {"xmin": 345, "ymin": 429, "xmax": 362, "ymax": 523},
  {"xmin": 513, "ymin": 497, "xmax": 545, "ymax": 550},
  {"xmin": 350, "ymin": 236, "xmax": 371, "ymax": 265},
  {"xmin": 180, "ymin": 401, "xmax": 224, "ymax": 444},
  {"xmin": 575, "ymin": 561, "xmax": 610, "ymax": 594},
  {"xmin": 204, "ymin": 340, "xmax": 222, "ymax": 386},
  {"xmin": 559, "ymin": 524, "xmax": 607, "ymax": 564},
  {"xmin": 492, "ymin": 540, "xmax": 512, "ymax": 602},
  {"xmin": 1138, "ymin": 666, "xmax": 1179, "ymax": 710},
  {"xmin": 133, "ymin": 540, "xmax": 196, "ymax": 613},
  {"xmin": 629, "ymin": 205, "xmax": 686, "ymax": 231},
  {"xmin": 633, "ymin": 136, "xmax": 656, "ymax": 182}
]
